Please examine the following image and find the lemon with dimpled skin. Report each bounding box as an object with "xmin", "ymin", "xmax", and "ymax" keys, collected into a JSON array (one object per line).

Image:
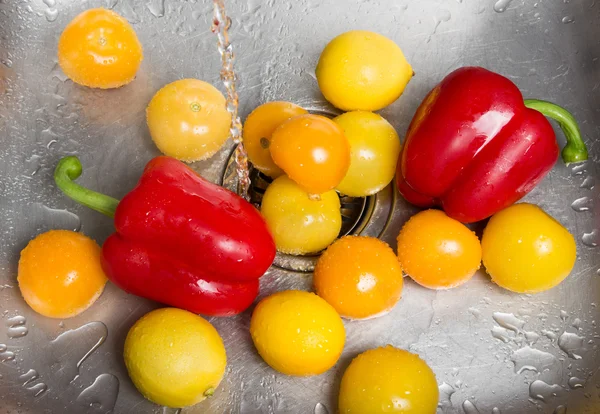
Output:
[
  {"xmin": 339, "ymin": 346, "xmax": 439, "ymax": 413},
  {"xmin": 124, "ymin": 308, "xmax": 226, "ymax": 408},
  {"xmin": 250, "ymin": 290, "xmax": 345, "ymax": 376}
]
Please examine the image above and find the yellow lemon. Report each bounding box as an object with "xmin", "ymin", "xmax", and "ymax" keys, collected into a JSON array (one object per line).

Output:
[
  {"xmin": 250, "ymin": 290, "xmax": 345, "ymax": 376},
  {"xmin": 316, "ymin": 30, "xmax": 413, "ymax": 111},
  {"xmin": 124, "ymin": 308, "xmax": 227, "ymax": 408},
  {"xmin": 339, "ymin": 346, "xmax": 439, "ymax": 413},
  {"xmin": 482, "ymin": 203, "xmax": 577, "ymax": 293}
]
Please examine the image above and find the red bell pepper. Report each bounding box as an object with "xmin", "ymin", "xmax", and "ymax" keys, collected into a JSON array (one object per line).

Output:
[
  {"xmin": 397, "ymin": 66, "xmax": 588, "ymax": 223},
  {"xmin": 54, "ymin": 156, "xmax": 276, "ymax": 316}
]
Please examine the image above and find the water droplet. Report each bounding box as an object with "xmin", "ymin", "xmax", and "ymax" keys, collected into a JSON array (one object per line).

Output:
[
  {"xmin": 0, "ymin": 343, "xmax": 15, "ymax": 362},
  {"xmin": 1, "ymin": 58, "xmax": 13, "ymax": 68},
  {"xmin": 44, "ymin": 8, "xmax": 58, "ymax": 22},
  {"xmin": 492, "ymin": 408, "xmax": 501, "ymax": 414},
  {"xmin": 146, "ymin": 0, "xmax": 165, "ymax": 17},
  {"xmin": 462, "ymin": 399, "xmax": 481, "ymax": 414},
  {"xmin": 77, "ymin": 373, "xmax": 119, "ymax": 411},
  {"xmin": 43, "ymin": 0, "xmax": 56, "ymax": 6},
  {"xmin": 582, "ymin": 230, "xmax": 599, "ymax": 247},
  {"xmin": 542, "ymin": 329, "xmax": 558, "ymax": 340},
  {"xmin": 105, "ymin": 0, "xmax": 119, "ymax": 9},
  {"xmin": 562, "ymin": 15, "xmax": 574, "ymax": 23},
  {"xmin": 568, "ymin": 376, "xmax": 585, "ymax": 389},
  {"xmin": 571, "ymin": 197, "xmax": 592, "ymax": 212},
  {"xmin": 529, "ymin": 380, "xmax": 562, "ymax": 401},
  {"xmin": 493, "ymin": 312, "xmax": 525, "ymax": 332},
  {"xmin": 558, "ymin": 331, "xmax": 585, "ymax": 359},
  {"xmin": 572, "ymin": 318, "xmax": 583, "ymax": 329},
  {"xmin": 581, "ymin": 176, "xmax": 595, "ymax": 190},
  {"xmin": 31, "ymin": 203, "xmax": 82, "ymax": 232},
  {"xmin": 554, "ymin": 405, "xmax": 567, "ymax": 414},
  {"xmin": 6, "ymin": 315, "xmax": 28, "ymax": 338},
  {"xmin": 161, "ymin": 408, "xmax": 181, "ymax": 414},
  {"xmin": 491, "ymin": 326, "xmax": 512, "ymax": 343},
  {"xmin": 314, "ymin": 402, "xmax": 329, "ymax": 414},
  {"xmin": 494, "ymin": 0, "xmax": 513, "ymax": 13},
  {"xmin": 560, "ymin": 310, "xmax": 569, "ymax": 321},
  {"xmin": 19, "ymin": 369, "xmax": 38, "ymax": 386},
  {"xmin": 572, "ymin": 162, "xmax": 587, "ymax": 175},
  {"xmin": 468, "ymin": 307, "xmax": 481, "ymax": 318},
  {"xmin": 438, "ymin": 382, "xmax": 455, "ymax": 409},
  {"xmin": 511, "ymin": 346, "xmax": 558, "ymax": 374}
]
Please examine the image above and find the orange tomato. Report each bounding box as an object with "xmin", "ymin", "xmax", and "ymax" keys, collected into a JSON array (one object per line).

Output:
[
  {"xmin": 243, "ymin": 102, "xmax": 308, "ymax": 178},
  {"xmin": 18, "ymin": 230, "xmax": 108, "ymax": 318},
  {"xmin": 58, "ymin": 8, "xmax": 143, "ymax": 89},
  {"xmin": 314, "ymin": 236, "xmax": 403, "ymax": 319},
  {"xmin": 270, "ymin": 114, "xmax": 350, "ymax": 194},
  {"xmin": 397, "ymin": 210, "xmax": 481, "ymax": 289}
]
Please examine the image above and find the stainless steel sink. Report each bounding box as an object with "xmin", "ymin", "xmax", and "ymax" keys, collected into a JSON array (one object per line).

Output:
[{"xmin": 1, "ymin": 0, "xmax": 599, "ymax": 413}]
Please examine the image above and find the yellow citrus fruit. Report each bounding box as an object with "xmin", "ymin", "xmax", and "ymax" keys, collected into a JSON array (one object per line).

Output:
[
  {"xmin": 397, "ymin": 209, "xmax": 481, "ymax": 289},
  {"xmin": 334, "ymin": 111, "xmax": 401, "ymax": 197},
  {"xmin": 243, "ymin": 101, "xmax": 308, "ymax": 178},
  {"xmin": 146, "ymin": 79, "xmax": 231, "ymax": 162},
  {"xmin": 124, "ymin": 308, "xmax": 227, "ymax": 408},
  {"xmin": 316, "ymin": 30, "xmax": 413, "ymax": 111},
  {"xmin": 339, "ymin": 345, "xmax": 439, "ymax": 413},
  {"xmin": 18, "ymin": 230, "xmax": 107, "ymax": 318},
  {"xmin": 250, "ymin": 290, "xmax": 345, "ymax": 376},
  {"xmin": 58, "ymin": 8, "xmax": 143, "ymax": 89},
  {"xmin": 482, "ymin": 203, "xmax": 577, "ymax": 293},
  {"xmin": 314, "ymin": 236, "xmax": 403, "ymax": 319},
  {"xmin": 260, "ymin": 175, "xmax": 341, "ymax": 255}
]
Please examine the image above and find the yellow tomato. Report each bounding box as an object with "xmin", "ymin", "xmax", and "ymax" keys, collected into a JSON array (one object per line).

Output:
[
  {"xmin": 339, "ymin": 346, "xmax": 439, "ymax": 413},
  {"xmin": 250, "ymin": 290, "xmax": 345, "ymax": 376},
  {"xmin": 482, "ymin": 203, "xmax": 576, "ymax": 293},
  {"xmin": 243, "ymin": 102, "xmax": 308, "ymax": 178},
  {"xmin": 18, "ymin": 230, "xmax": 107, "ymax": 318},
  {"xmin": 58, "ymin": 8, "xmax": 143, "ymax": 89},
  {"xmin": 316, "ymin": 30, "xmax": 413, "ymax": 111},
  {"xmin": 146, "ymin": 79, "xmax": 231, "ymax": 162},
  {"xmin": 397, "ymin": 210, "xmax": 481, "ymax": 289},
  {"xmin": 124, "ymin": 308, "xmax": 226, "ymax": 408},
  {"xmin": 260, "ymin": 175, "xmax": 341, "ymax": 255},
  {"xmin": 334, "ymin": 111, "xmax": 401, "ymax": 197},
  {"xmin": 314, "ymin": 236, "xmax": 403, "ymax": 319},
  {"xmin": 270, "ymin": 114, "xmax": 350, "ymax": 194}
]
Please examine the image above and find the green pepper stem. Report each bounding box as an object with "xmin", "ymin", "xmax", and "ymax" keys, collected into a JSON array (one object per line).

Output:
[
  {"xmin": 524, "ymin": 99, "xmax": 588, "ymax": 164},
  {"xmin": 54, "ymin": 156, "xmax": 120, "ymax": 218}
]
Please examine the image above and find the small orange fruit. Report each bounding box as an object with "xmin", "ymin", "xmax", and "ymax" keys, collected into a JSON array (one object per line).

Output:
[
  {"xmin": 314, "ymin": 236, "xmax": 403, "ymax": 319},
  {"xmin": 243, "ymin": 101, "xmax": 308, "ymax": 178},
  {"xmin": 58, "ymin": 8, "xmax": 143, "ymax": 89},
  {"xmin": 18, "ymin": 230, "xmax": 108, "ymax": 318},
  {"xmin": 397, "ymin": 209, "xmax": 482, "ymax": 289},
  {"xmin": 270, "ymin": 114, "xmax": 350, "ymax": 194}
]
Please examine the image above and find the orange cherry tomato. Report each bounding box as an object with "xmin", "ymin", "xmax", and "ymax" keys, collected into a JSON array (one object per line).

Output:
[
  {"xmin": 270, "ymin": 114, "xmax": 350, "ymax": 194},
  {"xmin": 58, "ymin": 8, "xmax": 143, "ymax": 89},
  {"xmin": 397, "ymin": 209, "xmax": 482, "ymax": 289},
  {"xmin": 243, "ymin": 102, "xmax": 308, "ymax": 178},
  {"xmin": 314, "ymin": 236, "xmax": 403, "ymax": 319}
]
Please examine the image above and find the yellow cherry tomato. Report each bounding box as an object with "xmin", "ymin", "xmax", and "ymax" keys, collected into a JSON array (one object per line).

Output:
[
  {"xmin": 260, "ymin": 175, "xmax": 341, "ymax": 255},
  {"xmin": 124, "ymin": 308, "xmax": 226, "ymax": 408},
  {"xmin": 243, "ymin": 101, "xmax": 308, "ymax": 178},
  {"xmin": 58, "ymin": 8, "xmax": 143, "ymax": 89},
  {"xmin": 397, "ymin": 210, "xmax": 482, "ymax": 289},
  {"xmin": 250, "ymin": 290, "xmax": 345, "ymax": 376},
  {"xmin": 270, "ymin": 114, "xmax": 350, "ymax": 194},
  {"xmin": 314, "ymin": 236, "xmax": 403, "ymax": 319},
  {"xmin": 146, "ymin": 79, "xmax": 231, "ymax": 162},
  {"xmin": 316, "ymin": 30, "xmax": 413, "ymax": 111},
  {"xmin": 334, "ymin": 111, "xmax": 401, "ymax": 197},
  {"xmin": 18, "ymin": 230, "xmax": 107, "ymax": 318},
  {"xmin": 482, "ymin": 203, "xmax": 576, "ymax": 293},
  {"xmin": 339, "ymin": 346, "xmax": 439, "ymax": 413}
]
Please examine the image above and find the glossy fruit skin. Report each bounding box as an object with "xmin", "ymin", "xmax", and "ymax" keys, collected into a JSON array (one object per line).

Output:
[
  {"xmin": 334, "ymin": 111, "xmax": 401, "ymax": 197},
  {"xmin": 316, "ymin": 30, "xmax": 413, "ymax": 111},
  {"xmin": 260, "ymin": 175, "xmax": 342, "ymax": 255},
  {"xmin": 482, "ymin": 203, "xmax": 576, "ymax": 293},
  {"xmin": 339, "ymin": 346, "xmax": 439, "ymax": 413},
  {"xmin": 314, "ymin": 236, "xmax": 403, "ymax": 319},
  {"xmin": 102, "ymin": 156, "xmax": 275, "ymax": 316},
  {"xmin": 270, "ymin": 114, "xmax": 350, "ymax": 194},
  {"xmin": 58, "ymin": 8, "xmax": 143, "ymax": 89},
  {"xmin": 18, "ymin": 230, "xmax": 107, "ymax": 318},
  {"xmin": 397, "ymin": 67, "xmax": 564, "ymax": 223},
  {"xmin": 243, "ymin": 101, "xmax": 308, "ymax": 178},
  {"xmin": 124, "ymin": 308, "xmax": 226, "ymax": 408},
  {"xmin": 397, "ymin": 209, "xmax": 482, "ymax": 289},
  {"xmin": 250, "ymin": 290, "xmax": 345, "ymax": 376},
  {"xmin": 147, "ymin": 79, "xmax": 231, "ymax": 162}
]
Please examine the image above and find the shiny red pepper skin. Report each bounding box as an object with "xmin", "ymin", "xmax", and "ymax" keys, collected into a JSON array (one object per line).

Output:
[
  {"xmin": 396, "ymin": 66, "xmax": 586, "ymax": 223},
  {"xmin": 99, "ymin": 156, "xmax": 275, "ymax": 316}
]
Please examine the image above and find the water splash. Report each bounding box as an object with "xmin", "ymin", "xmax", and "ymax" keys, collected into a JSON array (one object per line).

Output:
[
  {"xmin": 529, "ymin": 380, "xmax": 562, "ymax": 401},
  {"xmin": 314, "ymin": 402, "xmax": 329, "ymax": 414},
  {"xmin": 571, "ymin": 197, "xmax": 592, "ymax": 212},
  {"xmin": 6, "ymin": 315, "xmax": 28, "ymax": 338},
  {"xmin": 77, "ymin": 373, "xmax": 120, "ymax": 411},
  {"xmin": 511, "ymin": 346, "xmax": 557, "ymax": 374},
  {"xmin": 493, "ymin": 0, "xmax": 513, "ymax": 13},
  {"xmin": 462, "ymin": 399, "xmax": 481, "ymax": 414},
  {"xmin": 558, "ymin": 331, "xmax": 585, "ymax": 359},
  {"xmin": 582, "ymin": 230, "xmax": 598, "ymax": 247}
]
